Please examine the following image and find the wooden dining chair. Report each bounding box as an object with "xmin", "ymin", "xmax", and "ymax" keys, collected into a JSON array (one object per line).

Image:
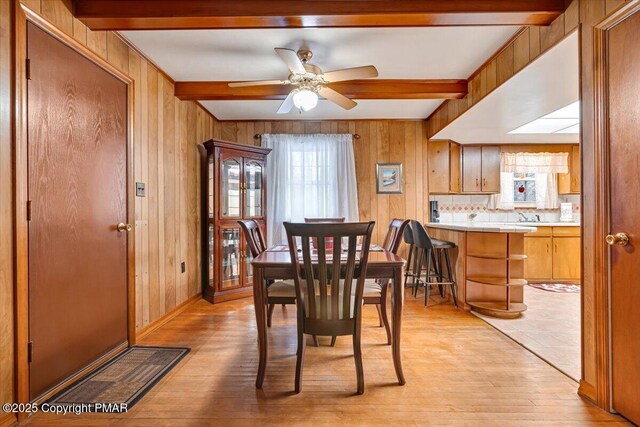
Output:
[
  {"xmin": 284, "ymin": 221, "xmax": 375, "ymax": 394},
  {"xmin": 363, "ymin": 218, "xmax": 409, "ymax": 345},
  {"xmin": 238, "ymin": 219, "xmax": 296, "ymax": 327}
]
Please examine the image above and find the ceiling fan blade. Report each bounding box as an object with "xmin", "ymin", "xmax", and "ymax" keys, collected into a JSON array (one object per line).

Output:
[
  {"xmin": 228, "ymin": 79, "xmax": 289, "ymax": 88},
  {"xmin": 276, "ymin": 91, "xmax": 296, "ymax": 114},
  {"xmin": 275, "ymin": 48, "xmax": 306, "ymax": 75},
  {"xmin": 318, "ymin": 87, "xmax": 357, "ymax": 110},
  {"xmin": 322, "ymin": 65, "xmax": 379, "ymax": 82}
]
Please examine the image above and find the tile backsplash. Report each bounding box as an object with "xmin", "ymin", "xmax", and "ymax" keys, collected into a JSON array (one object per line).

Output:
[{"xmin": 430, "ymin": 194, "xmax": 581, "ymax": 223}]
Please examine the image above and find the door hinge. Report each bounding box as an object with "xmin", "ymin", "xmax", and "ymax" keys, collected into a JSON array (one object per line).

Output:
[
  {"xmin": 26, "ymin": 59, "xmax": 31, "ymax": 80},
  {"xmin": 27, "ymin": 342, "xmax": 33, "ymax": 363},
  {"xmin": 26, "ymin": 200, "xmax": 32, "ymax": 221}
]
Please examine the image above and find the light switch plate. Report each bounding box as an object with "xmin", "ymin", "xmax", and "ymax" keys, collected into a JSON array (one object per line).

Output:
[{"xmin": 136, "ymin": 182, "xmax": 145, "ymax": 197}]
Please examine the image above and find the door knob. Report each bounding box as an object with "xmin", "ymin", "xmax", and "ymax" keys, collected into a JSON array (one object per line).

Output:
[
  {"xmin": 606, "ymin": 232, "xmax": 629, "ymax": 246},
  {"xmin": 117, "ymin": 223, "xmax": 132, "ymax": 232}
]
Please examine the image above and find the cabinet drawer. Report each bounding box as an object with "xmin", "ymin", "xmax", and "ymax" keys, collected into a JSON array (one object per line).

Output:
[
  {"xmin": 552, "ymin": 226, "xmax": 581, "ymax": 237},
  {"xmin": 525, "ymin": 226, "xmax": 552, "ymax": 237}
]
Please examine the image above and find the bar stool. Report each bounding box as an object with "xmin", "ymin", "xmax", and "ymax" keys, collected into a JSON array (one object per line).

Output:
[{"xmin": 410, "ymin": 220, "xmax": 458, "ymax": 307}]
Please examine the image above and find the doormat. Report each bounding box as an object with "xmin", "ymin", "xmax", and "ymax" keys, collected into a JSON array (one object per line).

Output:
[
  {"xmin": 528, "ymin": 283, "xmax": 581, "ymax": 293},
  {"xmin": 46, "ymin": 346, "xmax": 189, "ymax": 411}
]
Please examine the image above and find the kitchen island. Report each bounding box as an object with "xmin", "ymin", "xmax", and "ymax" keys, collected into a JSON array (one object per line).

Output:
[{"xmin": 426, "ymin": 222, "xmax": 537, "ymax": 318}]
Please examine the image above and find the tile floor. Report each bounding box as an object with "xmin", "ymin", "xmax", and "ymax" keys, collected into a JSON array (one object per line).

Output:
[{"xmin": 472, "ymin": 285, "xmax": 581, "ymax": 381}]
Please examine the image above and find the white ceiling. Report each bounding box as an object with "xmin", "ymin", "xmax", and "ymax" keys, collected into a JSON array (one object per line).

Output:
[
  {"xmin": 122, "ymin": 26, "xmax": 520, "ymax": 120},
  {"xmin": 433, "ymin": 31, "xmax": 579, "ymax": 144},
  {"xmin": 201, "ymin": 99, "xmax": 443, "ymax": 121}
]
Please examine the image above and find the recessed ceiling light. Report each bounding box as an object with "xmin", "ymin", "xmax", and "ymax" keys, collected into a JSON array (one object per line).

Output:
[
  {"xmin": 509, "ymin": 118, "xmax": 579, "ymax": 134},
  {"xmin": 554, "ymin": 123, "xmax": 580, "ymax": 134},
  {"xmin": 543, "ymin": 101, "xmax": 580, "ymax": 119},
  {"xmin": 509, "ymin": 101, "xmax": 580, "ymax": 134}
]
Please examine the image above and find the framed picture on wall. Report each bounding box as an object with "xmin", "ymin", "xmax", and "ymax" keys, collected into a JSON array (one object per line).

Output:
[{"xmin": 376, "ymin": 163, "xmax": 403, "ymax": 194}]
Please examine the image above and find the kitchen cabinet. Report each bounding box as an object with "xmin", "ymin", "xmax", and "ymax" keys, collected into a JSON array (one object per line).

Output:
[
  {"xmin": 524, "ymin": 226, "xmax": 581, "ymax": 283},
  {"xmin": 428, "ymin": 140, "xmax": 461, "ymax": 194},
  {"xmin": 524, "ymin": 236, "xmax": 553, "ymax": 280},
  {"xmin": 462, "ymin": 146, "xmax": 501, "ymax": 193},
  {"xmin": 462, "ymin": 146, "xmax": 482, "ymax": 192},
  {"xmin": 558, "ymin": 145, "xmax": 581, "ymax": 194},
  {"xmin": 552, "ymin": 237, "xmax": 581, "ymax": 280},
  {"xmin": 199, "ymin": 139, "xmax": 271, "ymax": 303}
]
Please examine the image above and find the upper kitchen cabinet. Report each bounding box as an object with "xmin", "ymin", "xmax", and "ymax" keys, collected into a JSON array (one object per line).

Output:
[
  {"xmin": 558, "ymin": 145, "xmax": 581, "ymax": 194},
  {"xmin": 462, "ymin": 146, "xmax": 500, "ymax": 193},
  {"xmin": 428, "ymin": 140, "xmax": 461, "ymax": 194}
]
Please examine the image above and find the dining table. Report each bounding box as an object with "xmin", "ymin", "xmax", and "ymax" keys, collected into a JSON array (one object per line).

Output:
[{"xmin": 251, "ymin": 246, "xmax": 406, "ymax": 388}]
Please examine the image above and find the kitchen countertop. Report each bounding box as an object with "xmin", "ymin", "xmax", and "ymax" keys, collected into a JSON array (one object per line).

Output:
[
  {"xmin": 426, "ymin": 221, "xmax": 581, "ymax": 233},
  {"xmin": 427, "ymin": 222, "xmax": 537, "ymax": 233},
  {"xmin": 512, "ymin": 222, "xmax": 581, "ymax": 227}
]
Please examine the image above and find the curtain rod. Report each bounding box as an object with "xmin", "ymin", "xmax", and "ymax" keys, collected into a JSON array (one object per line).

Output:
[{"xmin": 254, "ymin": 133, "xmax": 361, "ymax": 140}]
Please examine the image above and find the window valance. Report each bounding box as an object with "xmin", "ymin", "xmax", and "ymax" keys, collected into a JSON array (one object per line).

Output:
[{"xmin": 501, "ymin": 152, "xmax": 569, "ymax": 174}]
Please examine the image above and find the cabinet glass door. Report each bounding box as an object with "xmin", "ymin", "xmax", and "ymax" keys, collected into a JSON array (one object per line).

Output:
[
  {"xmin": 208, "ymin": 222, "xmax": 215, "ymax": 283},
  {"xmin": 244, "ymin": 160, "xmax": 264, "ymax": 218},
  {"xmin": 221, "ymin": 158, "xmax": 241, "ymax": 218},
  {"xmin": 220, "ymin": 227, "xmax": 241, "ymax": 289}
]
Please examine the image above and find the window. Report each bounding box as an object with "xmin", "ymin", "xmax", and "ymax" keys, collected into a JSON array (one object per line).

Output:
[
  {"xmin": 262, "ymin": 134, "xmax": 360, "ymax": 245},
  {"xmin": 513, "ymin": 172, "xmax": 536, "ymax": 205}
]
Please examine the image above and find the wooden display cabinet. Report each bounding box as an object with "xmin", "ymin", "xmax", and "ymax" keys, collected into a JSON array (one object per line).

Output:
[{"xmin": 199, "ymin": 139, "xmax": 271, "ymax": 303}]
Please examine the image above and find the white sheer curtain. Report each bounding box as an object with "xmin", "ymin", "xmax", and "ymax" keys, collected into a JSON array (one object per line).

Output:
[
  {"xmin": 488, "ymin": 172, "xmax": 515, "ymax": 210},
  {"xmin": 262, "ymin": 134, "xmax": 359, "ymax": 246},
  {"xmin": 489, "ymin": 152, "xmax": 567, "ymax": 210}
]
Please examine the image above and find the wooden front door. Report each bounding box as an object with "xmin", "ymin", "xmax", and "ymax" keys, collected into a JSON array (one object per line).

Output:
[
  {"xmin": 606, "ymin": 6, "xmax": 640, "ymax": 425},
  {"xmin": 27, "ymin": 23, "xmax": 129, "ymax": 399}
]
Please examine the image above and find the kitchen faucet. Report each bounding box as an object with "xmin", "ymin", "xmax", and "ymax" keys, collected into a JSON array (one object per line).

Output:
[{"xmin": 518, "ymin": 212, "xmax": 528, "ymax": 222}]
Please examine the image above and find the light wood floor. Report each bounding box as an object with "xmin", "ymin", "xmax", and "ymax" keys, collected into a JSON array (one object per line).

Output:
[
  {"xmin": 26, "ymin": 291, "xmax": 626, "ymax": 426},
  {"xmin": 474, "ymin": 286, "xmax": 581, "ymax": 381}
]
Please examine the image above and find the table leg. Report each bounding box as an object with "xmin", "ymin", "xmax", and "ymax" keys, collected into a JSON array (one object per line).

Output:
[
  {"xmin": 253, "ymin": 267, "xmax": 267, "ymax": 388},
  {"xmin": 392, "ymin": 265, "xmax": 406, "ymax": 385}
]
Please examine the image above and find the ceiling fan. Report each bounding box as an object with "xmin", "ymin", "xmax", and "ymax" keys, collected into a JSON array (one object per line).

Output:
[{"xmin": 228, "ymin": 48, "xmax": 379, "ymax": 114}]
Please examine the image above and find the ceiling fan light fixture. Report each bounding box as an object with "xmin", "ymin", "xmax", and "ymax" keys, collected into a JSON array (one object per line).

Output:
[{"xmin": 292, "ymin": 88, "xmax": 318, "ymax": 112}]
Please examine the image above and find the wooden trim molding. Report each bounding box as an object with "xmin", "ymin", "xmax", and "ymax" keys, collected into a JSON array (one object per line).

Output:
[
  {"xmin": 136, "ymin": 293, "xmax": 202, "ymax": 341},
  {"xmin": 591, "ymin": 0, "xmax": 640, "ymax": 410},
  {"xmin": 73, "ymin": 0, "xmax": 566, "ymax": 30},
  {"xmin": 175, "ymin": 80, "xmax": 468, "ymax": 101},
  {"xmin": 14, "ymin": 1, "xmax": 136, "ymax": 411}
]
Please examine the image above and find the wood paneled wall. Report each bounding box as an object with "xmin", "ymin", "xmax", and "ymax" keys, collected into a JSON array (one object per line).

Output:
[
  {"xmin": 215, "ymin": 120, "xmax": 428, "ymax": 246},
  {"xmin": 0, "ymin": 0, "xmax": 218, "ymax": 415}
]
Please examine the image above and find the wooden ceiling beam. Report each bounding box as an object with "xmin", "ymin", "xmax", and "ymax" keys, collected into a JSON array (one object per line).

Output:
[
  {"xmin": 73, "ymin": 0, "xmax": 566, "ymax": 30},
  {"xmin": 174, "ymin": 80, "xmax": 468, "ymax": 101}
]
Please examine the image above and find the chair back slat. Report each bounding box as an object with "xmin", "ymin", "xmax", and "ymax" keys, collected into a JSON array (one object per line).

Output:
[
  {"xmin": 238, "ymin": 219, "xmax": 267, "ymax": 257},
  {"xmin": 284, "ymin": 222, "xmax": 375, "ymax": 327},
  {"xmin": 341, "ymin": 235, "xmax": 358, "ymax": 319},
  {"xmin": 382, "ymin": 218, "xmax": 410, "ymax": 254},
  {"xmin": 299, "ymin": 234, "xmax": 317, "ymax": 319},
  {"xmin": 317, "ymin": 236, "xmax": 328, "ymax": 320},
  {"xmin": 331, "ymin": 237, "xmax": 341, "ymax": 320}
]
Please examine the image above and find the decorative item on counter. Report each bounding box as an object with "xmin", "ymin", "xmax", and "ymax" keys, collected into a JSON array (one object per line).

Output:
[{"xmin": 560, "ymin": 202, "xmax": 573, "ymax": 222}]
